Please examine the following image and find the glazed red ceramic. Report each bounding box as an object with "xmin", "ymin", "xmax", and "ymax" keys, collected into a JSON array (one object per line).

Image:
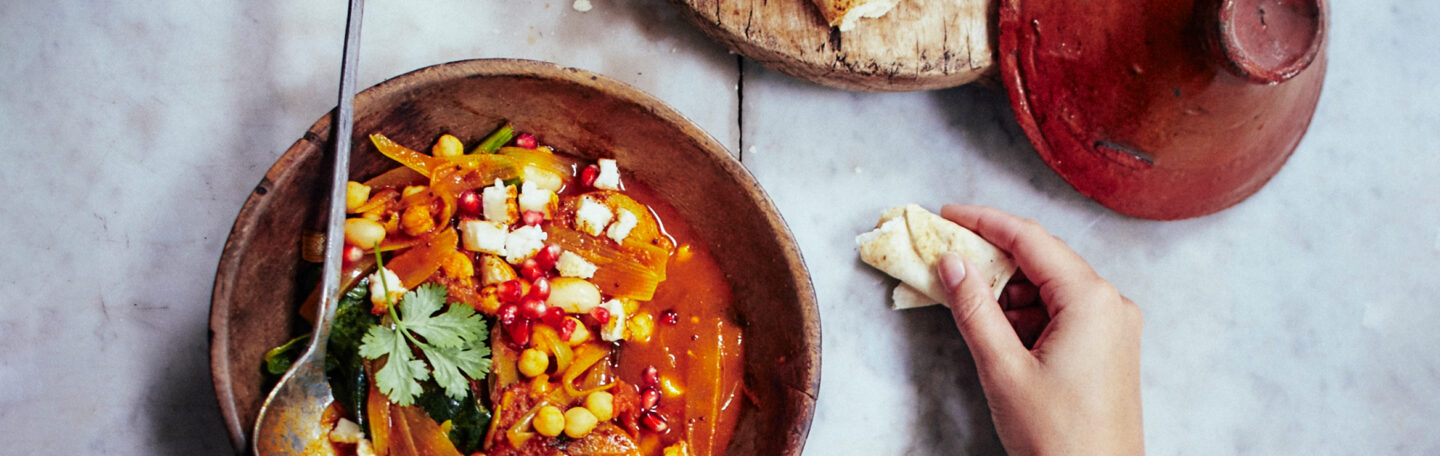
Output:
[{"xmin": 999, "ymin": 0, "xmax": 1327, "ymax": 220}]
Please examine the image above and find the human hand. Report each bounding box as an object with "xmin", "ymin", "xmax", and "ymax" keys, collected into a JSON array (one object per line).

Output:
[{"xmin": 935, "ymin": 204, "xmax": 1144, "ymax": 456}]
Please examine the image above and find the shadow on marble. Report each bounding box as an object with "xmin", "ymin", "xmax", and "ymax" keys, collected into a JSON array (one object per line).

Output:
[
  {"xmin": 139, "ymin": 4, "xmax": 297, "ymax": 455},
  {"xmin": 893, "ymin": 298, "xmax": 1007, "ymax": 455},
  {"xmin": 925, "ymin": 83, "xmax": 1098, "ymax": 212}
]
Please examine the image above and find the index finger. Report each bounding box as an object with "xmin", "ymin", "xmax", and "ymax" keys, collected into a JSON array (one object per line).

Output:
[{"xmin": 940, "ymin": 204, "xmax": 1101, "ymax": 309}]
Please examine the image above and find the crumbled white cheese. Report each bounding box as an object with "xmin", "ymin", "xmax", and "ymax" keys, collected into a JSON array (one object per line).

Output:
[
  {"xmin": 356, "ymin": 439, "xmax": 377, "ymax": 456},
  {"xmin": 460, "ymin": 219, "xmax": 508, "ymax": 256},
  {"xmin": 482, "ymin": 178, "xmax": 514, "ymax": 224},
  {"xmin": 368, "ymin": 267, "xmax": 405, "ymax": 308},
  {"xmin": 599, "ymin": 299, "xmax": 627, "ymax": 342},
  {"xmin": 574, "ymin": 196, "xmax": 614, "ymax": 236},
  {"xmin": 517, "ymin": 180, "xmax": 554, "ymax": 216},
  {"xmin": 504, "ymin": 225, "xmax": 548, "ymax": 264},
  {"xmin": 329, "ymin": 418, "xmax": 363, "ymax": 444},
  {"xmin": 606, "ymin": 209, "xmax": 638, "ymax": 244},
  {"xmin": 556, "ymin": 250, "xmax": 598, "ymax": 279},
  {"xmin": 593, "ymin": 158, "xmax": 621, "ymax": 190},
  {"xmin": 572, "ymin": 0, "xmax": 593, "ymax": 12}
]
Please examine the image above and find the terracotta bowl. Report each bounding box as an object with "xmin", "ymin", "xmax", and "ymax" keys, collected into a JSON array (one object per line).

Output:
[{"xmin": 210, "ymin": 59, "xmax": 819, "ymax": 455}]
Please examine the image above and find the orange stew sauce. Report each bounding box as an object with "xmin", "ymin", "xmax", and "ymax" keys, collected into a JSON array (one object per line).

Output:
[
  {"xmin": 313, "ymin": 129, "xmax": 744, "ymax": 456},
  {"xmin": 610, "ymin": 178, "xmax": 745, "ymax": 456}
]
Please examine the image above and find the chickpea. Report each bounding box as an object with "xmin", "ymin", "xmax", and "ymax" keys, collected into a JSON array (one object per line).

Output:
[
  {"xmin": 441, "ymin": 251, "xmax": 475, "ymax": 280},
  {"xmin": 344, "ymin": 218, "xmax": 386, "ymax": 249},
  {"xmin": 584, "ymin": 391, "xmax": 614, "ymax": 422},
  {"xmin": 432, "ymin": 134, "xmax": 463, "ymax": 158},
  {"xmin": 532, "ymin": 405, "xmax": 564, "ymax": 437},
  {"xmin": 401, "ymin": 205, "xmax": 435, "ymax": 237},
  {"xmin": 345, "ymin": 181, "xmax": 371, "ymax": 213},
  {"xmin": 518, "ymin": 348, "xmax": 549, "ymax": 378},
  {"xmin": 563, "ymin": 407, "xmax": 599, "ymax": 438},
  {"xmin": 628, "ymin": 312, "xmax": 656, "ymax": 343},
  {"xmin": 475, "ymin": 286, "xmax": 503, "ymax": 315}
]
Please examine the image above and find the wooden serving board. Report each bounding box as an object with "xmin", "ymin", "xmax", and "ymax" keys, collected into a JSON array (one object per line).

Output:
[{"xmin": 671, "ymin": 0, "xmax": 996, "ymax": 92}]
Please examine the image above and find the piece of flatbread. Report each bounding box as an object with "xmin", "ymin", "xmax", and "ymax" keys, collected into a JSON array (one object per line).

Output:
[
  {"xmin": 856, "ymin": 204, "xmax": 1017, "ymax": 309},
  {"xmin": 810, "ymin": 0, "xmax": 902, "ymax": 32}
]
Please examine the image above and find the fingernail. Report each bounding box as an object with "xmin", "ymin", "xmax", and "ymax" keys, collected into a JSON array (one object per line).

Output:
[{"xmin": 937, "ymin": 252, "xmax": 966, "ymax": 290}]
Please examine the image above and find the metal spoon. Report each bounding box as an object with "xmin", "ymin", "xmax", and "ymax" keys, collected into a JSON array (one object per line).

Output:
[{"xmin": 252, "ymin": 0, "xmax": 364, "ymax": 453}]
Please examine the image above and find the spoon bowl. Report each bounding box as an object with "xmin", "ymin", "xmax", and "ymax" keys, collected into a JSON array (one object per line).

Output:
[{"xmin": 252, "ymin": 358, "xmax": 335, "ymax": 454}]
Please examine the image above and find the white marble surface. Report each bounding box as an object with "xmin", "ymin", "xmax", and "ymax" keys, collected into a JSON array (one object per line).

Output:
[{"xmin": 1, "ymin": 1, "xmax": 1437, "ymax": 455}]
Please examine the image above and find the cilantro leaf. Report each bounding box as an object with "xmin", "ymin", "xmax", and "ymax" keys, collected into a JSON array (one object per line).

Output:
[
  {"xmin": 409, "ymin": 298, "xmax": 489, "ymax": 349},
  {"xmin": 426, "ymin": 342, "xmax": 493, "ymax": 399},
  {"xmin": 361, "ymin": 325, "xmax": 429, "ymax": 406},
  {"xmin": 358, "ymin": 281, "xmax": 493, "ymax": 405},
  {"xmin": 398, "ymin": 283, "xmax": 446, "ymax": 324}
]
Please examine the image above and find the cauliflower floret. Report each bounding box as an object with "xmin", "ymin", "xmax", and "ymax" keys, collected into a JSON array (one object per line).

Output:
[
  {"xmin": 599, "ymin": 299, "xmax": 627, "ymax": 342},
  {"xmin": 556, "ymin": 251, "xmax": 598, "ymax": 279},
  {"xmin": 517, "ymin": 180, "xmax": 555, "ymax": 216},
  {"xmin": 606, "ymin": 209, "xmax": 638, "ymax": 244},
  {"xmin": 368, "ymin": 267, "xmax": 405, "ymax": 308},
  {"xmin": 574, "ymin": 196, "xmax": 614, "ymax": 237},
  {"xmin": 329, "ymin": 418, "xmax": 363, "ymax": 444},
  {"xmin": 504, "ymin": 225, "xmax": 548, "ymax": 264},
  {"xmin": 593, "ymin": 158, "xmax": 621, "ymax": 190},
  {"xmin": 460, "ymin": 219, "xmax": 508, "ymax": 256},
  {"xmin": 482, "ymin": 179, "xmax": 516, "ymax": 224}
]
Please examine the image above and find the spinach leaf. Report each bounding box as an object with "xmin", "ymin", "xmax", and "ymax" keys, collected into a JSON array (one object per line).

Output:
[
  {"xmin": 416, "ymin": 386, "xmax": 492, "ymax": 454},
  {"xmin": 327, "ymin": 278, "xmax": 381, "ymax": 433},
  {"xmin": 261, "ymin": 334, "xmax": 309, "ymax": 376}
]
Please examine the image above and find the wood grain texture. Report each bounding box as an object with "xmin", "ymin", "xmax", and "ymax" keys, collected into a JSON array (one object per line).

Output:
[{"xmin": 672, "ymin": 0, "xmax": 996, "ymax": 91}]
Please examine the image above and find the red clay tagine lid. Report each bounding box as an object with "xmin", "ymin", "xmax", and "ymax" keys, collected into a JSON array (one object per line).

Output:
[{"xmin": 998, "ymin": 0, "xmax": 1328, "ymax": 220}]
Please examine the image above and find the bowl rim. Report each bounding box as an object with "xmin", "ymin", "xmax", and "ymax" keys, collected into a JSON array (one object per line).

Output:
[{"xmin": 209, "ymin": 58, "xmax": 820, "ymax": 454}]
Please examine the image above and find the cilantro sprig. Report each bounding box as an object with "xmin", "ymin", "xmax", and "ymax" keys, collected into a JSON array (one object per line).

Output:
[{"xmin": 358, "ymin": 279, "xmax": 491, "ymax": 406}]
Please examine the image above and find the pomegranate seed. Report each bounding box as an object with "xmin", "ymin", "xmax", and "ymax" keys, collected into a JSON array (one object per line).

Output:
[
  {"xmin": 581, "ymin": 164, "xmax": 600, "ymax": 188},
  {"xmin": 498, "ymin": 280, "xmax": 523, "ymax": 303},
  {"xmin": 535, "ymin": 244, "xmax": 562, "ymax": 269},
  {"xmin": 640, "ymin": 387, "xmax": 660, "ymax": 410},
  {"xmin": 659, "ymin": 309, "xmax": 678, "ymax": 326},
  {"xmin": 521, "ymin": 210, "xmax": 545, "ymax": 226},
  {"xmin": 640, "ymin": 410, "xmax": 668, "ymax": 433},
  {"xmin": 519, "ymin": 296, "xmax": 548, "ymax": 320},
  {"xmin": 520, "ymin": 258, "xmax": 543, "ymax": 281},
  {"xmin": 515, "ymin": 133, "xmax": 537, "ymax": 149},
  {"xmin": 498, "ymin": 304, "xmax": 519, "ymax": 327},
  {"xmin": 529, "ymin": 277, "xmax": 551, "ymax": 300},
  {"xmin": 557, "ymin": 317, "xmax": 577, "ymax": 341},
  {"xmin": 505, "ymin": 318, "xmax": 532, "ymax": 346},
  {"xmin": 542, "ymin": 306, "xmax": 566, "ymax": 328},
  {"xmin": 342, "ymin": 244, "xmax": 365, "ymax": 265},
  {"xmin": 588, "ymin": 307, "xmax": 611, "ymax": 326},
  {"xmin": 642, "ymin": 366, "xmax": 659, "ymax": 387},
  {"xmin": 457, "ymin": 190, "xmax": 481, "ymax": 215}
]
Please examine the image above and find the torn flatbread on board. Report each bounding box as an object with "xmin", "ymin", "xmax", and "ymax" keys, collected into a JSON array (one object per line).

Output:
[
  {"xmin": 856, "ymin": 204, "xmax": 1017, "ymax": 309},
  {"xmin": 809, "ymin": 0, "xmax": 902, "ymax": 32}
]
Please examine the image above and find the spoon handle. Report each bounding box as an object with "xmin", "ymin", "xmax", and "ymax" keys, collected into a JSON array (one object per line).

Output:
[
  {"xmin": 312, "ymin": 0, "xmax": 365, "ymax": 357},
  {"xmin": 250, "ymin": 2, "xmax": 364, "ymax": 454}
]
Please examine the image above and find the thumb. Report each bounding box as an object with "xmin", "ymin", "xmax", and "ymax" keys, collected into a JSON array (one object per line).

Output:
[{"xmin": 938, "ymin": 253, "xmax": 1027, "ymax": 370}]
